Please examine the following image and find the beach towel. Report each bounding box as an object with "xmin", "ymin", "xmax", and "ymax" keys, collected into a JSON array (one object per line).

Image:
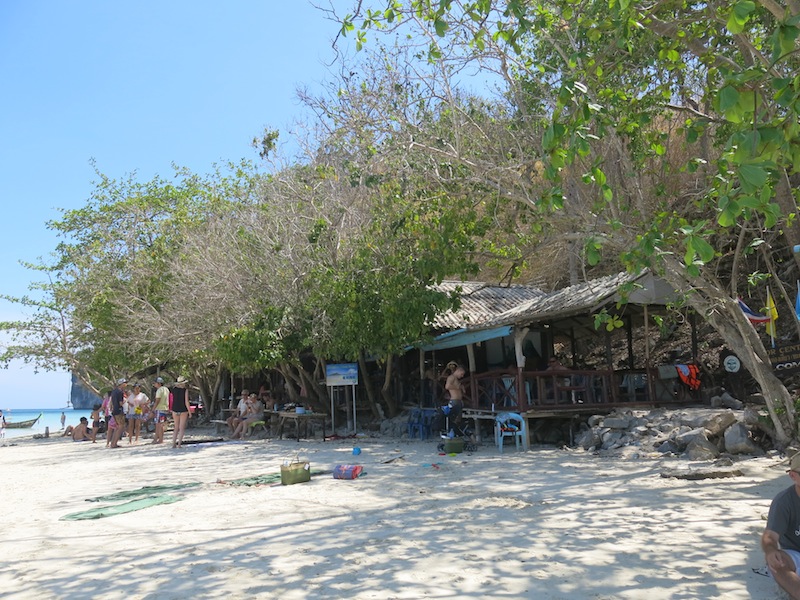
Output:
[
  {"xmin": 86, "ymin": 482, "xmax": 201, "ymax": 502},
  {"xmin": 61, "ymin": 494, "xmax": 182, "ymax": 521}
]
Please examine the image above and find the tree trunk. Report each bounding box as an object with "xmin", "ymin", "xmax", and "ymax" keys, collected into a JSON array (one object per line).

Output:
[
  {"xmin": 190, "ymin": 364, "xmax": 224, "ymax": 421},
  {"xmin": 660, "ymin": 256, "xmax": 796, "ymax": 446},
  {"xmin": 278, "ymin": 362, "xmax": 328, "ymax": 413},
  {"xmin": 380, "ymin": 353, "xmax": 398, "ymax": 418},
  {"xmin": 358, "ymin": 351, "xmax": 383, "ymax": 419}
]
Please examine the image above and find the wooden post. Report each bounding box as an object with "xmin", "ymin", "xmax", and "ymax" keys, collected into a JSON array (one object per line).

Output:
[
  {"xmin": 466, "ymin": 344, "xmax": 478, "ymax": 407},
  {"xmin": 419, "ymin": 348, "xmax": 425, "ymax": 407},
  {"xmin": 514, "ymin": 327, "xmax": 529, "ymax": 411}
]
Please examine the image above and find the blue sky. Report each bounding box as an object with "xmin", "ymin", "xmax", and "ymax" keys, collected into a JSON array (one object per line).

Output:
[{"xmin": 0, "ymin": 1, "xmax": 344, "ymax": 408}]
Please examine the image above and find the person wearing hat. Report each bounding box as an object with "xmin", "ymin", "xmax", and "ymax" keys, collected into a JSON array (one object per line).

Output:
[
  {"xmin": 108, "ymin": 378, "xmax": 128, "ymax": 448},
  {"xmin": 762, "ymin": 452, "xmax": 800, "ymax": 597},
  {"xmin": 170, "ymin": 376, "xmax": 190, "ymax": 448},
  {"xmin": 151, "ymin": 377, "xmax": 170, "ymax": 444},
  {"xmin": 444, "ymin": 364, "xmax": 466, "ymax": 404}
]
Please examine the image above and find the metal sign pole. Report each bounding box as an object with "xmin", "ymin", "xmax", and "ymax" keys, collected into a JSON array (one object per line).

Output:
[
  {"xmin": 352, "ymin": 385, "xmax": 357, "ymax": 433},
  {"xmin": 329, "ymin": 385, "xmax": 334, "ymax": 433}
]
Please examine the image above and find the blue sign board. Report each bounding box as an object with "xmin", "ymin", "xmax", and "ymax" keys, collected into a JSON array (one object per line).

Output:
[{"xmin": 326, "ymin": 363, "xmax": 359, "ymax": 386}]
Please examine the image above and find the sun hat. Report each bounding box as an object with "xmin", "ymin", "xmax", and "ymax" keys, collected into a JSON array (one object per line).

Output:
[
  {"xmin": 176, "ymin": 376, "xmax": 188, "ymax": 386},
  {"xmin": 790, "ymin": 452, "xmax": 800, "ymax": 471},
  {"xmin": 117, "ymin": 378, "xmax": 127, "ymax": 385}
]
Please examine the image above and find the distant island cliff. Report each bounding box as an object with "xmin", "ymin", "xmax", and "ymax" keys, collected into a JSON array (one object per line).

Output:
[{"xmin": 70, "ymin": 373, "xmax": 102, "ymax": 409}]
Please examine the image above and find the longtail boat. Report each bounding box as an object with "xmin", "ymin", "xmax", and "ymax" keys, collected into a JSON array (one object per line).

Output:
[{"xmin": 4, "ymin": 413, "xmax": 42, "ymax": 429}]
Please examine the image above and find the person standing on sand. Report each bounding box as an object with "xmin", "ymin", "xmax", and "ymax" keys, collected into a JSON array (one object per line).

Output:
[
  {"xmin": 445, "ymin": 364, "xmax": 466, "ymax": 404},
  {"xmin": 762, "ymin": 452, "xmax": 800, "ymax": 599},
  {"xmin": 126, "ymin": 383, "xmax": 148, "ymax": 444},
  {"xmin": 60, "ymin": 412, "xmax": 66, "ymax": 429},
  {"xmin": 109, "ymin": 379, "xmax": 127, "ymax": 448},
  {"xmin": 101, "ymin": 392, "xmax": 113, "ymax": 447},
  {"xmin": 171, "ymin": 376, "xmax": 190, "ymax": 448},
  {"xmin": 90, "ymin": 404, "xmax": 101, "ymax": 443},
  {"xmin": 151, "ymin": 377, "xmax": 169, "ymax": 444}
]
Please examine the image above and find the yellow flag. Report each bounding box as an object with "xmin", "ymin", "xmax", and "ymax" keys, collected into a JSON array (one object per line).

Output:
[{"xmin": 766, "ymin": 287, "xmax": 778, "ymax": 339}]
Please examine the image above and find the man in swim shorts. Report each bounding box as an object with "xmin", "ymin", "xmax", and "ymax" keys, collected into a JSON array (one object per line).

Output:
[{"xmin": 763, "ymin": 452, "xmax": 800, "ymax": 599}]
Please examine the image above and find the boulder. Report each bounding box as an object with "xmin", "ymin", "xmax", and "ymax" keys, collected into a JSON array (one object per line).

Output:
[
  {"xmin": 723, "ymin": 423, "xmax": 764, "ymax": 455},
  {"xmin": 742, "ymin": 407, "xmax": 763, "ymax": 427},
  {"xmin": 603, "ymin": 416, "xmax": 631, "ymax": 429},
  {"xmin": 576, "ymin": 428, "xmax": 601, "ymax": 451},
  {"xmin": 587, "ymin": 415, "xmax": 604, "ymax": 427},
  {"xmin": 703, "ymin": 410, "xmax": 738, "ymax": 437},
  {"xmin": 657, "ymin": 440, "xmax": 680, "ymax": 454},
  {"xmin": 601, "ymin": 430, "xmax": 623, "ymax": 449},
  {"xmin": 746, "ymin": 393, "xmax": 767, "ymax": 405},
  {"xmin": 720, "ymin": 391, "xmax": 744, "ymax": 410},
  {"xmin": 674, "ymin": 427, "xmax": 709, "ymax": 449},
  {"xmin": 685, "ymin": 437, "xmax": 720, "ymax": 460}
]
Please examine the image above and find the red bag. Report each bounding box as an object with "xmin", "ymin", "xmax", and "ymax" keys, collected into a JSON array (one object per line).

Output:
[
  {"xmin": 168, "ymin": 392, "xmax": 174, "ymax": 411},
  {"xmin": 332, "ymin": 465, "xmax": 363, "ymax": 479}
]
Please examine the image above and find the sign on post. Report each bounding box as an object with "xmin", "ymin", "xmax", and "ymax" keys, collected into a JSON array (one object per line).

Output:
[
  {"xmin": 768, "ymin": 343, "xmax": 800, "ymax": 375},
  {"xmin": 326, "ymin": 363, "xmax": 359, "ymax": 386},
  {"xmin": 326, "ymin": 363, "xmax": 359, "ymax": 433}
]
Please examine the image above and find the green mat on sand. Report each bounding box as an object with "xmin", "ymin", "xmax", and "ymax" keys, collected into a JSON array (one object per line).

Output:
[
  {"xmin": 221, "ymin": 470, "xmax": 330, "ymax": 486},
  {"xmin": 61, "ymin": 494, "xmax": 182, "ymax": 521},
  {"xmin": 87, "ymin": 482, "xmax": 201, "ymax": 502},
  {"xmin": 223, "ymin": 473, "xmax": 283, "ymax": 486}
]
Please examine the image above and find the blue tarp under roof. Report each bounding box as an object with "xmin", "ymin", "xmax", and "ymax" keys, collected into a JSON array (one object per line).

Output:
[{"xmin": 420, "ymin": 325, "xmax": 513, "ymax": 351}]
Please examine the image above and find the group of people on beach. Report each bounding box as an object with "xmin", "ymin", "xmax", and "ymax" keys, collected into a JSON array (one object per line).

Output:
[
  {"xmin": 61, "ymin": 375, "xmax": 193, "ymax": 448},
  {"xmin": 225, "ymin": 389, "xmax": 268, "ymax": 439}
]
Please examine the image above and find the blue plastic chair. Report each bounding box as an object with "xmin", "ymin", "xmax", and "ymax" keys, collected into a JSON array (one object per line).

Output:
[
  {"xmin": 407, "ymin": 408, "xmax": 425, "ymax": 439},
  {"xmin": 494, "ymin": 412, "xmax": 528, "ymax": 453}
]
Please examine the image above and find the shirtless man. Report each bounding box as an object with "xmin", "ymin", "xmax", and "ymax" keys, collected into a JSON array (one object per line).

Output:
[
  {"xmin": 445, "ymin": 365, "xmax": 466, "ymax": 402},
  {"xmin": 64, "ymin": 417, "xmax": 92, "ymax": 441}
]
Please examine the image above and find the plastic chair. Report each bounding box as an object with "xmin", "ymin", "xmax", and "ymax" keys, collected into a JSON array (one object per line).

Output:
[
  {"xmin": 494, "ymin": 412, "xmax": 528, "ymax": 453},
  {"xmin": 407, "ymin": 408, "xmax": 425, "ymax": 439},
  {"xmin": 421, "ymin": 408, "xmax": 438, "ymax": 439}
]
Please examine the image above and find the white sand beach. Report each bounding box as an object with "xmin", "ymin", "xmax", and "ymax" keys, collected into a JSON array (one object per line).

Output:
[{"xmin": 0, "ymin": 430, "xmax": 790, "ymax": 599}]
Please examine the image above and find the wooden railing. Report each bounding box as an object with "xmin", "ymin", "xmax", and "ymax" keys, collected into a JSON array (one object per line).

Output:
[{"xmin": 462, "ymin": 367, "xmax": 696, "ymax": 413}]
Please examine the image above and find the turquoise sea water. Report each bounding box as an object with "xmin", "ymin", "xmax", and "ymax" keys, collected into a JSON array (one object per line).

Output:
[{"xmin": 1, "ymin": 408, "xmax": 93, "ymax": 440}]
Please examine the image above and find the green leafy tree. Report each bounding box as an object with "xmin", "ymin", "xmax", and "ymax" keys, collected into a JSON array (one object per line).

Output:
[{"xmin": 341, "ymin": 0, "xmax": 800, "ymax": 444}]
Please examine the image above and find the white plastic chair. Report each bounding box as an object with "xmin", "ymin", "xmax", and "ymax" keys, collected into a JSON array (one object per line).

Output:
[{"xmin": 494, "ymin": 412, "xmax": 528, "ymax": 453}]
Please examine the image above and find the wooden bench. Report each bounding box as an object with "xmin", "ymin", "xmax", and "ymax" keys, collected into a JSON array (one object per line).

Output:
[{"xmin": 210, "ymin": 419, "xmax": 228, "ymax": 435}]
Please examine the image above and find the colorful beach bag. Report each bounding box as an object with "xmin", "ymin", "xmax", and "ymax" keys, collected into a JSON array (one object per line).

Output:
[{"xmin": 332, "ymin": 464, "xmax": 363, "ymax": 479}]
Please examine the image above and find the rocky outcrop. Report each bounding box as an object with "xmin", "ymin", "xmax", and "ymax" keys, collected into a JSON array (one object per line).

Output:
[
  {"xmin": 576, "ymin": 405, "xmax": 768, "ymax": 459},
  {"xmin": 70, "ymin": 373, "xmax": 102, "ymax": 410}
]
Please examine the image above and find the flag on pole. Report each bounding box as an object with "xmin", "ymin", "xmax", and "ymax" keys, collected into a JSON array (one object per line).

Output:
[
  {"xmin": 795, "ymin": 280, "xmax": 800, "ymax": 322},
  {"xmin": 738, "ymin": 297, "xmax": 770, "ymax": 324},
  {"xmin": 765, "ymin": 286, "xmax": 778, "ymax": 346}
]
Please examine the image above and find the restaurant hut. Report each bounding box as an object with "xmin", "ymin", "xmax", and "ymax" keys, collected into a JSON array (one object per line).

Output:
[{"xmin": 412, "ymin": 270, "xmax": 700, "ymax": 426}]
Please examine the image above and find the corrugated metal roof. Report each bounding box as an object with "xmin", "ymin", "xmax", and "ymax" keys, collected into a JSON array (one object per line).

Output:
[
  {"xmin": 486, "ymin": 272, "xmax": 641, "ymax": 327},
  {"xmin": 431, "ymin": 281, "xmax": 546, "ymax": 330},
  {"xmin": 432, "ymin": 271, "xmax": 673, "ymax": 333}
]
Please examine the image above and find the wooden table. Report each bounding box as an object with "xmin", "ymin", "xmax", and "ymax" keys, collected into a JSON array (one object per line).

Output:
[
  {"xmin": 461, "ymin": 408, "xmax": 498, "ymax": 443},
  {"xmin": 276, "ymin": 411, "xmax": 327, "ymax": 441}
]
